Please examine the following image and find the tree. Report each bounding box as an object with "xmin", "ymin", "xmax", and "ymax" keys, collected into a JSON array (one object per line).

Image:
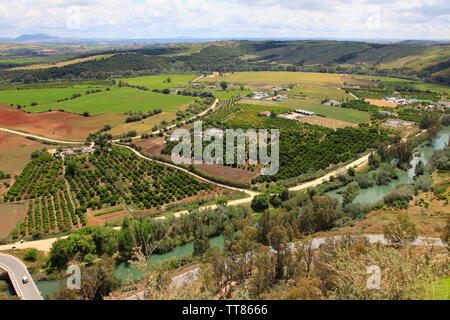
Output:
[
  {"xmin": 65, "ymin": 161, "xmax": 80, "ymax": 178},
  {"xmin": 268, "ymin": 226, "xmax": 289, "ymax": 279},
  {"xmin": 251, "ymin": 194, "xmax": 270, "ymax": 212},
  {"xmin": 80, "ymin": 255, "xmax": 121, "ymax": 300},
  {"xmin": 194, "ymin": 237, "xmax": 210, "ymax": 257},
  {"xmin": 414, "ymin": 160, "xmax": 425, "ymax": 177},
  {"xmin": 342, "ymin": 182, "xmax": 360, "ymax": 207},
  {"xmin": 420, "ymin": 112, "xmax": 440, "ymax": 129},
  {"xmin": 51, "ymin": 288, "xmax": 82, "ymax": 300},
  {"xmin": 220, "ymin": 81, "xmax": 228, "ymax": 91},
  {"xmin": 383, "ymin": 214, "xmax": 418, "ymax": 247}
]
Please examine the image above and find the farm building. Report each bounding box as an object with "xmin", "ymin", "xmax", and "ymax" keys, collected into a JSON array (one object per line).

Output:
[
  {"xmin": 295, "ymin": 109, "xmax": 315, "ymax": 116},
  {"xmin": 323, "ymin": 100, "xmax": 342, "ymax": 106},
  {"xmin": 252, "ymin": 91, "xmax": 269, "ymax": 100},
  {"xmin": 379, "ymin": 111, "xmax": 397, "ymax": 116}
]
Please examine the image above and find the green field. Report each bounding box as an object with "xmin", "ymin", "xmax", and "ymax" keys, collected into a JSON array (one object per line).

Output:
[
  {"xmin": 0, "ymin": 88, "xmax": 96, "ymax": 106},
  {"xmin": 289, "ymin": 85, "xmax": 351, "ymax": 99},
  {"xmin": 119, "ymin": 74, "xmax": 198, "ymax": 90},
  {"xmin": 26, "ymin": 87, "xmax": 195, "ymax": 115},
  {"xmin": 200, "ymin": 71, "xmax": 342, "ymax": 87},
  {"xmin": 280, "ymin": 99, "xmax": 370, "ymax": 124}
]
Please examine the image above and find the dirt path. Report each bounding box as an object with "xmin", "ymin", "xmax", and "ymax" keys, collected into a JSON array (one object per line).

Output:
[{"xmin": 0, "ymin": 128, "xmax": 82, "ymax": 144}]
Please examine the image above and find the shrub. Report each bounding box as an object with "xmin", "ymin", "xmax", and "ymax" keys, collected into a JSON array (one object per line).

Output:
[
  {"xmin": 413, "ymin": 174, "xmax": 432, "ymax": 191},
  {"xmin": 23, "ymin": 248, "xmax": 38, "ymax": 261},
  {"xmin": 383, "ymin": 214, "xmax": 418, "ymax": 247},
  {"xmin": 383, "ymin": 185, "xmax": 414, "ymax": 205}
]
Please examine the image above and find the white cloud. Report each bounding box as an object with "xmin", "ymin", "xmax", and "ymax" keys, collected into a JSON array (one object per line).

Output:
[{"xmin": 0, "ymin": 0, "xmax": 448, "ymax": 39}]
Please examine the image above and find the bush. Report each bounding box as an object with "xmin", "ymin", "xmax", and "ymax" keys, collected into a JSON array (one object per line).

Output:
[
  {"xmin": 383, "ymin": 214, "xmax": 418, "ymax": 247},
  {"xmin": 356, "ymin": 173, "xmax": 376, "ymax": 189},
  {"xmin": 23, "ymin": 248, "xmax": 38, "ymax": 261},
  {"xmin": 344, "ymin": 203, "xmax": 373, "ymax": 220},
  {"xmin": 383, "ymin": 185, "xmax": 414, "ymax": 205},
  {"xmin": 413, "ymin": 174, "xmax": 432, "ymax": 191}
]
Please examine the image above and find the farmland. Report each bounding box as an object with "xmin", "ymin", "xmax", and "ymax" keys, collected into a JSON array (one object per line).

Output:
[
  {"xmin": 181, "ymin": 101, "xmax": 388, "ymax": 183},
  {"xmin": 25, "ymin": 87, "xmax": 195, "ymax": 115},
  {"xmin": 0, "ymin": 203, "xmax": 26, "ymax": 239},
  {"xmin": 0, "ymin": 88, "xmax": 97, "ymax": 107},
  {"xmin": 1, "ymin": 146, "xmax": 224, "ymax": 239},
  {"xmin": 0, "ymin": 104, "xmax": 125, "ymax": 141},
  {"xmin": 0, "ymin": 131, "xmax": 54, "ymax": 175},
  {"xmin": 118, "ymin": 74, "xmax": 198, "ymax": 90},
  {"xmin": 199, "ymin": 71, "xmax": 343, "ymax": 87}
]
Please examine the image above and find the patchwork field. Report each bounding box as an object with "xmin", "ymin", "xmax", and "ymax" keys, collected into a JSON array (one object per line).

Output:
[
  {"xmin": 0, "ymin": 104, "xmax": 125, "ymax": 141},
  {"xmin": 119, "ymin": 74, "xmax": 198, "ymax": 89},
  {"xmin": 26, "ymin": 87, "xmax": 195, "ymax": 115},
  {"xmin": 199, "ymin": 71, "xmax": 342, "ymax": 87}
]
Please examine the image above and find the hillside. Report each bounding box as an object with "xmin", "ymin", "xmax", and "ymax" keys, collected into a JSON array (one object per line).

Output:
[{"xmin": 1, "ymin": 40, "xmax": 449, "ymax": 85}]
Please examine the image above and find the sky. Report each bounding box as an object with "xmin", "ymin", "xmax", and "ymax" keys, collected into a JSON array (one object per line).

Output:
[{"xmin": 0, "ymin": 0, "xmax": 449, "ymax": 40}]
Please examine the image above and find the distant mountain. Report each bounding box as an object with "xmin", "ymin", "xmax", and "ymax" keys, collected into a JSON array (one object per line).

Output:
[
  {"xmin": 399, "ymin": 40, "xmax": 446, "ymax": 45},
  {"xmin": 14, "ymin": 33, "xmax": 59, "ymax": 41}
]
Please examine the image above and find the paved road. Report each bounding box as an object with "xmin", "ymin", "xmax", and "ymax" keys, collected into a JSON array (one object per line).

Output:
[{"xmin": 0, "ymin": 253, "xmax": 43, "ymax": 300}]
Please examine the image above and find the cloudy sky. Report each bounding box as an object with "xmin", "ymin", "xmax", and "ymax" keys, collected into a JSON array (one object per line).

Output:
[{"xmin": 0, "ymin": 0, "xmax": 449, "ymax": 40}]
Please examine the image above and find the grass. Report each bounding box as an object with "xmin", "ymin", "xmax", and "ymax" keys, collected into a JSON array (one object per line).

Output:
[
  {"xmin": 0, "ymin": 88, "xmax": 96, "ymax": 107},
  {"xmin": 425, "ymin": 277, "xmax": 450, "ymax": 300},
  {"xmin": 214, "ymin": 90, "xmax": 252, "ymax": 99},
  {"xmin": 0, "ymin": 203, "xmax": 26, "ymax": 239},
  {"xmin": 118, "ymin": 74, "xmax": 198, "ymax": 90},
  {"xmin": 93, "ymin": 206, "xmax": 125, "ymax": 217},
  {"xmin": 0, "ymin": 132, "xmax": 55, "ymax": 174},
  {"xmin": 108, "ymin": 112, "xmax": 176, "ymax": 136},
  {"xmin": 26, "ymin": 87, "xmax": 195, "ymax": 115},
  {"xmin": 199, "ymin": 71, "xmax": 342, "ymax": 87}
]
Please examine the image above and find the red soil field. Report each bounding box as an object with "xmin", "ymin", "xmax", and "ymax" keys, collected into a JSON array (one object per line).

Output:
[{"xmin": 0, "ymin": 104, "xmax": 125, "ymax": 141}]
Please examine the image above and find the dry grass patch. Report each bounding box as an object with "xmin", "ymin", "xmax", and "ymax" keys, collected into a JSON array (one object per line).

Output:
[
  {"xmin": 297, "ymin": 115, "xmax": 357, "ymax": 129},
  {"xmin": 0, "ymin": 203, "xmax": 26, "ymax": 239}
]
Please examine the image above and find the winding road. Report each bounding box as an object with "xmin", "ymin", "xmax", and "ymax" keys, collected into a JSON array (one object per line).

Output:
[{"xmin": 0, "ymin": 253, "xmax": 43, "ymax": 300}]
